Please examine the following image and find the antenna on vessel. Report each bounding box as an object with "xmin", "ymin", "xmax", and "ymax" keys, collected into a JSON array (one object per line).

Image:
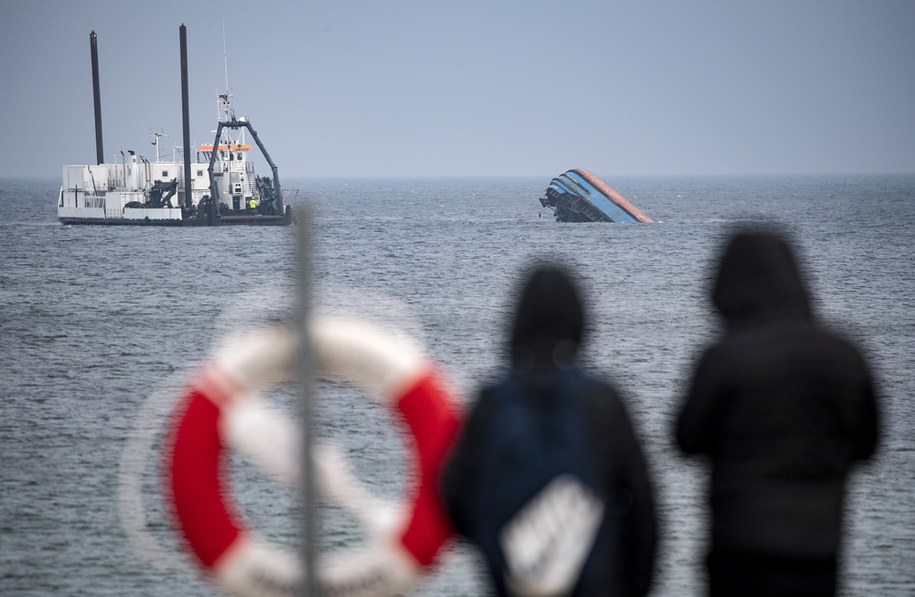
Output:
[
  {"xmin": 215, "ymin": 18, "xmax": 238, "ymax": 152},
  {"xmin": 217, "ymin": 18, "xmax": 235, "ymax": 125},
  {"xmin": 150, "ymin": 130, "xmax": 166, "ymax": 163},
  {"xmin": 216, "ymin": 18, "xmax": 243, "ymax": 148},
  {"xmin": 222, "ymin": 18, "xmax": 230, "ymax": 96}
]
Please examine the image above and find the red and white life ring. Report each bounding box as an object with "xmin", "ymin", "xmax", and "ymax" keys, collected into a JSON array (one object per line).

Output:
[{"xmin": 163, "ymin": 316, "xmax": 463, "ymax": 596}]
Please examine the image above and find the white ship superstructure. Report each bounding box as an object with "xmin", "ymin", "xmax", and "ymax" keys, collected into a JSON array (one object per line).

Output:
[
  {"xmin": 58, "ymin": 152, "xmax": 210, "ymax": 223},
  {"xmin": 58, "ymin": 27, "xmax": 290, "ymax": 227}
]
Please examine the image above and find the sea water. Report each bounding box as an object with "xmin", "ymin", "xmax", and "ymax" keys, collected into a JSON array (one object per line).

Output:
[{"xmin": 1, "ymin": 174, "xmax": 913, "ymax": 595}]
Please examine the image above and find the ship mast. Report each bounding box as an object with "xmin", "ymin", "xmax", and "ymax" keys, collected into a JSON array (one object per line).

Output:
[
  {"xmin": 217, "ymin": 19, "xmax": 239, "ymax": 144},
  {"xmin": 150, "ymin": 131, "xmax": 166, "ymax": 162}
]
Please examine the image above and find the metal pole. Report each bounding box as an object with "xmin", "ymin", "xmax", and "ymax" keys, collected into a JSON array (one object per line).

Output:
[
  {"xmin": 89, "ymin": 31, "xmax": 104, "ymax": 165},
  {"xmin": 179, "ymin": 24, "xmax": 193, "ymax": 210},
  {"xmin": 296, "ymin": 208, "xmax": 317, "ymax": 596}
]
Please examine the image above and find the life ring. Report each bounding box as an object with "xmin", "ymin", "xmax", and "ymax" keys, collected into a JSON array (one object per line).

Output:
[{"xmin": 163, "ymin": 316, "xmax": 462, "ymax": 596}]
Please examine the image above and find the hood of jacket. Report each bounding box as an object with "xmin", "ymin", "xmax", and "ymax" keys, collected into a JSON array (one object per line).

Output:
[
  {"xmin": 712, "ymin": 229, "xmax": 812, "ymax": 329},
  {"xmin": 509, "ymin": 264, "xmax": 584, "ymax": 371}
]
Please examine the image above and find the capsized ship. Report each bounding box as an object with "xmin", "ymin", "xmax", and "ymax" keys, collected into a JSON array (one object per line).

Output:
[
  {"xmin": 539, "ymin": 169, "xmax": 653, "ymax": 223},
  {"xmin": 57, "ymin": 27, "xmax": 291, "ymax": 226}
]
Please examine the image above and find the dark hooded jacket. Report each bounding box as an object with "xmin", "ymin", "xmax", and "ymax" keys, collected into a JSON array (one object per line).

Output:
[
  {"xmin": 676, "ymin": 230, "xmax": 879, "ymax": 560},
  {"xmin": 441, "ymin": 265, "xmax": 657, "ymax": 596}
]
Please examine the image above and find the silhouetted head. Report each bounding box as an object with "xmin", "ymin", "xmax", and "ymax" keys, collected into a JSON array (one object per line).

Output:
[
  {"xmin": 713, "ymin": 227, "xmax": 812, "ymax": 329},
  {"xmin": 509, "ymin": 263, "xmax": 585, "ymax": 371}
]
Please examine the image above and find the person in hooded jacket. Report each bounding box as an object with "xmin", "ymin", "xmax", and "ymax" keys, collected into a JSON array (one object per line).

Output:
[
  {"xmin": 676, "ymin": 228, "xmax": 879, "ymax": 597},
  {"xmin": 441, "ymin": 263, "xmax": 657, "ymax": 597}
]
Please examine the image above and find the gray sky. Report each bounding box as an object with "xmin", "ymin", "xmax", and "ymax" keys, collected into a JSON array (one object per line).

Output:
[{"xmin": 1, "ymin": 0, "xmax": 913, "ymax": 178}]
